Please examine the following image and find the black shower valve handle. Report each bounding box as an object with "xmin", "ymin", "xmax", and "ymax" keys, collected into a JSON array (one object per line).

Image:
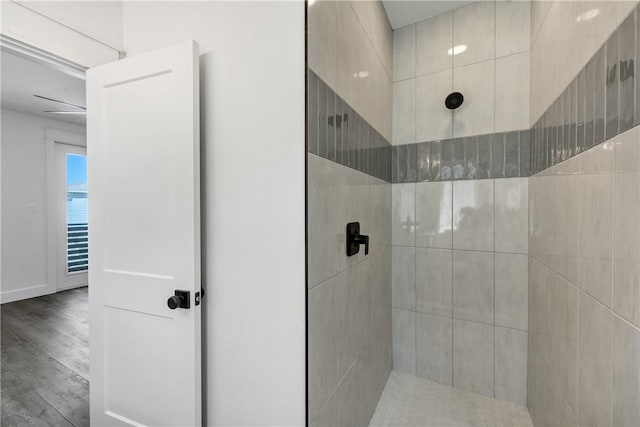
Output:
[
  {"xmin": 346, "ymin": 222, "xmax": 370, "ymax": 257},
  {"xmin": 353, "ymin": 234, "xmax": 369, "ymax": 255}
]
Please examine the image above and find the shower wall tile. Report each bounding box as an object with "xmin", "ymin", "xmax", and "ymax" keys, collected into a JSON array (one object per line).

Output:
[
  {"xmin": 452, "ymin": 250, "xmax": 494, "ymax": 324},
  {"xmin": 393, "ymin": 23, "xmax": 415, "ymax": 82},
  {"xmin": 619, "ymin": 9, "xmax": 636, "ymax": 133},
  {"xmin": 392, "ymin": 79, "xmax": 415, "ymax": 145},
  {"xmin": 606, "ymin": 30, "xmax": 619, "ymax": 140},
  {"xmin": 495, "ymin": 52, "xmax": 530, "ymax": 133},
  {"xmin": 392, "ymin": 308, "xmax": 416, "ymax": 375},
  {"xmin": 308, "ymin": 155, "xmax": 338, "ymax": 288},
  {"xmin": 416, "ymin": 313, "xmax": 453, "ymax": 385},
  {"xmin": 308, "ymin": 0, "xmax": 337, "ymax": 91},
  {"xmin": 452, "ymin": 1, "xmax": 495, "ymax": 68},
  {"xmin": 495, "ymin": 0, "xmax": 530, "ymax": 58},
  {"xmin": 453, "ymin": 60, "xmax": 495, "ymax": 137},
  {"xmin": 416, "ymin": 11, "xmax": 453, "ymax": 76},
  {"xmin": 495, "ymin": 177, "xmax": 529, "ymax": 254},
  {"xmin": 415, "ymin": 70, "xmax": 453, "ymax": 142},
  {"xmin": 392, "ymin": 246, "xmax": 415, "ymax": 311},
  {"xmin": 494, "ymin": 327, "xmax": 528, "ymax": 406},
  {"xmin": 416, "ymin": 181, "xmax": 452, "ymax": 249},
  {"xmin": 495, "ymin": 253, "xmax": 528, "ymax": 331},
  {"xmin": 453, "ymin": 180, "xmax": 494, "ymax": 251},
  {"xmin": 594, "ymin": 46, "xmax": 606, "ymax": 145},
  {"xmin": 308, "ymin": 276, "xmax": 338, "ymax": 421},
  {"xmin": 453, "ymin": 319, "xmax": 494, "ymax": 397},
  {"xmin": 416, "ymin": 248, "xmax": 452, "ymax": 317},
  {"xmin": 612, "ymin": 314, "xmax": 640, "ymax": 427},
  {"xmin": 392, "ymin": 183, "xmax": 416, "ymax": 246},
  {"xmin": 578, "ymin": 292, "xmax": 612, "ymax": 427}
]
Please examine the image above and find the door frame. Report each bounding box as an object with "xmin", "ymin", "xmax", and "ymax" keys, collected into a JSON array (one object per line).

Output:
[{"xmin": 45, "ymin": 129, "xmax": 87, "ymax": 295}]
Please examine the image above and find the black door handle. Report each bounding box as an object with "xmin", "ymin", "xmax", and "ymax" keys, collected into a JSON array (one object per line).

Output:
[
  {"xmin": 346, "ymin": 222, "xmax": 370, "ymax": 256},
  {"xmin": 167, "ymin": 290, "xmax": 190, "ymax": 310}
]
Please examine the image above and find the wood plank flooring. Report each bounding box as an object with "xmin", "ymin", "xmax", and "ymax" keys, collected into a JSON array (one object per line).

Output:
[{"xmin": 1, "ymin": 287, "xmax": 89, "ymax": 427}]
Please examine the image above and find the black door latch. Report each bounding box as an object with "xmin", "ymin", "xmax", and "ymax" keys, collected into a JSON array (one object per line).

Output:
[
  {"xmin": 167, "ymin": 290, "xmax": 190, "ymax": 310},
  {"xmin": 346, "ymin": 222, "xmax": 369, "ymax": 256}
]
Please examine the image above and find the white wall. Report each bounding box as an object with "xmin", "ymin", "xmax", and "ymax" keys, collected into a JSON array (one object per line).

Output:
[
  {"xmin": 0, "ymin": 108, "xmax": 85, "ymax": 302},
  {"xmin": 122, "ymin": 2, "xmax": 306, "ymax": 425},
  {"xmin": 0, "ymin": 0, "xmax": 122, "ymax": 67}
]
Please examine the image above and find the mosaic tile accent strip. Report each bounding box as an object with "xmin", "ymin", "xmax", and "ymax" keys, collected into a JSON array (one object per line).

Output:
[
  {"xmin": 531, "ymin": 5, "xmax": 639, "ymax": 175},
  {"xmin": 307, "ymin": 70, "xmax": 392, "ymax": 183},
  {"xmin": 392, "ymin": 130, "xmax": 530, "ymax": 184}
]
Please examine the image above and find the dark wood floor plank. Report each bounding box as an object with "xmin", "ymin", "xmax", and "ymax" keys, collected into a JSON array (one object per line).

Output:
[
  {"xmin": 1, "ymin": 389, "xmax": 74, "ymax": 427},
  {"xmin": 1, "ymin": 288, "xmax": 89, "ymax": 426}
]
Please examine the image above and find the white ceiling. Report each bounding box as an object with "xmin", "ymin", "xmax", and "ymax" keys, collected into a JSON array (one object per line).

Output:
[
  {"xmin": 1, "ymin": 50, "xmax": 86, "ymax": 125},
  {"xmin": 382, "ymin": 1, "xmax": 476, "ymax": 29}
]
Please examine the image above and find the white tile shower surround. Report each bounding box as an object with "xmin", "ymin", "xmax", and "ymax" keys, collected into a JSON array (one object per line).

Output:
[{"xmin": 369, "ymin": 371, "xmax": 533, "ymax": 427}]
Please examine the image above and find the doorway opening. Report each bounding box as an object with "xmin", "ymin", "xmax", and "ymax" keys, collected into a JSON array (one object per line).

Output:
[{"xmin": 1, "ymin": 47, "xmax": 90, "ymax": 425}]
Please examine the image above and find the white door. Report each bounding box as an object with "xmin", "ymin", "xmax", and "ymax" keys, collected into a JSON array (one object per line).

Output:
[
  {"xmin": 87, "ymin": 40, "xmax": 201, "ymax": 427},
  {"xmin": 55, "ymin": 143, "xmax": 88, "ymax": 291}
]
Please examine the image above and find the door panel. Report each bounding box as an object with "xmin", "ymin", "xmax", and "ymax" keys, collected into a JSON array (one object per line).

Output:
[{"xmin": 87, "ymin": 40, "xmax": 201, "ymax": 427}]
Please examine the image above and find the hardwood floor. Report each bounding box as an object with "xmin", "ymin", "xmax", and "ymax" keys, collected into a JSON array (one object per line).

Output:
[{"xmin": 1, "ymin": 287, "xmax": 89, "ymax": 427}]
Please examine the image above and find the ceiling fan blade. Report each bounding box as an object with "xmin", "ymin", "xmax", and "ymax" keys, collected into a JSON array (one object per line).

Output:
[
  {"xmin": 34, "ymin": 94, "xmax": 86, "ymax": 110},
  {"xmin": 44, "ymin": 110, "xmax": 86, "ymax": 115}
]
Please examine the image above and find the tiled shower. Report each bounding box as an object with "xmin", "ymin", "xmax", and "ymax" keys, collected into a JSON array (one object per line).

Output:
[{"xmin": 307, "ymin": 1, "xmax": 640, "ymax": 426}]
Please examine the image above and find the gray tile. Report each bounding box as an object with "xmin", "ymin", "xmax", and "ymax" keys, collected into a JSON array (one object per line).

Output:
[
  {"xmin": 569, "ymin": 79, "xmax": 577, "ymax": 157},
  {"xmin": 491, "ymin": 133, "xmax": 505, "ymax": 178},
  {"xmin": 463, "ymin": 136, "xmax": 478, "ymax": 180},
  {"xmin": 563, "ymin": 86, "xmax": 571, "ymax": 161},
  {"xmin": 308, "ymin": 278, "xmax": 338, "ymax": 421},
  {"xmin": 441, "ymin": 139, "xmax": 454, "ymax": 180},
  {"xmin": 585, "ymin": 55, "xmax": 595, "ymax": 148},
  {"xmin": 327, "ymin": 88, "xmax": 336, "ymax": 161},
  {"xmin": 416, "ymin": 313, "xmax": 453, "ymax": 386},
  {"xmin": 606, "ymin": 30, "xmax": 619, "ymax": 140},
  {"xmin": 578, "ymin": 69, "xmax": 586, "ymax": 153},
  {"xmin": 477, "ymin": 134, "xmax": 492, "ymax": 179},
  {"xmin": 594, "ymin": 45, "xmax": 606, "ymax": 145},
  {"xmin": 406, "ymin": 143, "xmax": 418, "ymax": 182},
  {"xmin": 453, "ymin": 250, "xmax": 494, "ymax": 324},
  {"xmin": 612, "ymin": 314, "xmax": 640, "ymax": 427},
  {"xmin": 392, "ymin": 308, "xmax": 416, "ymax": 375},
  {"xmin": 558, "ymin": 90, "xmax": 566, "ymax": 162},
  {"xmin": 335, "ymin": 96, "xmax": 344, "ymax": 165},
  {"xmin": 505, "ymin": 131, "xmax": 520, "ymax": 177},
  {"xmin": 392, "ymin": 246, "xmax": 416, "ymax": 311},
  {"xmin": 495, "ymin": 327, "xmax": 528, "ymax": 406},
  {"xmin": 416, "ymin": 248, "xmax": 452, "ymax": 316},
  {"xmin": 429, "ymin": 140, "xmax": 442, "ymax": 181},
  {"xmin": 318, "ymin": 78, "xmax": 328, "ymax": 158},
  {"xmin": 417, "ymin": 142, "xmax": 430, "ymax": 182},
  {"xmin": 619, "ymin": 9, "xmax": 636, "ymax": 133},
  {"xmin": 308, "ymin": 71, "xmax": 319, "ymax": 155},
  {"xmin": 578, "ymin": 293, "xmax": 612, "ymax": 427},
  {"xmin": 520, "ymin": 130, "xmax": 530, "ymax": 176},
  {"xmin": 391, "ymin": 145, "xmax": 399, "ymax": 183},
  {"xmin": 345, "ymin": 106, "xmax": 353, "ymax": 168},
  {"xmin": 395, "ymin": 144, "xmax": 407, "ymax": 183},
  {"xmin": 360, "ymin": 121, "xmax": 370, "ymax": 175},
  {"xmin": 495, "ymin": 253, "xmax": 528, "ymax": 330},
  {"xmin": 637, "ymin": 2, "xmax": 640, "ymax": 127},
  {"xmin": 451, "ymin": 138, "xmax": 464, "ymax": 180},
  {"xmin": 453, "ymin": 319, "xmax": 494, "ymax": 397}
]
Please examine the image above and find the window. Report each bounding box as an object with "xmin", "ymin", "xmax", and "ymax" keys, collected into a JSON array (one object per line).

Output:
[{"xmin": 66, "ymin": 153, "xmax": 88, "ymax": 273}]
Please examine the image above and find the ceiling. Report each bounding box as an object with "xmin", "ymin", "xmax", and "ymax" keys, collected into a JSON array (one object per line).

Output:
[
  {"xmin": 382, "ymin": 1, "xmax": 476, "ymax": 29},
  {"xmin": 1, "ymin": 50, "xmax": 86, "ymax": 125}
]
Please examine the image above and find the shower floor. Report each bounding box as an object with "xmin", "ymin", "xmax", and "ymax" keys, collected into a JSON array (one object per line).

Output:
[{"xmin": 369, "ymin": 371, "xmax": 533, "ymax": 427}]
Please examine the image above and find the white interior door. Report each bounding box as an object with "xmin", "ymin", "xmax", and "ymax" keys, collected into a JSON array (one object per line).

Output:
[
  {"xmin": 87, "ymin": 40, "xmax": 201, "ymax": 427},
  {"xmin": 55, "ymin": 143, "xmax": 88, "ymax": 291}
]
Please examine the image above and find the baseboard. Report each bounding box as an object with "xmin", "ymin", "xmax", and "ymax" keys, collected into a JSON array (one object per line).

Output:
[
  {"xmin": 57, "ymin": 283, "xmax": 88, "ymax": 292},
  {"xmin": 1, "ymin": 284, "xmax": 54, "ymax": 304}
]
